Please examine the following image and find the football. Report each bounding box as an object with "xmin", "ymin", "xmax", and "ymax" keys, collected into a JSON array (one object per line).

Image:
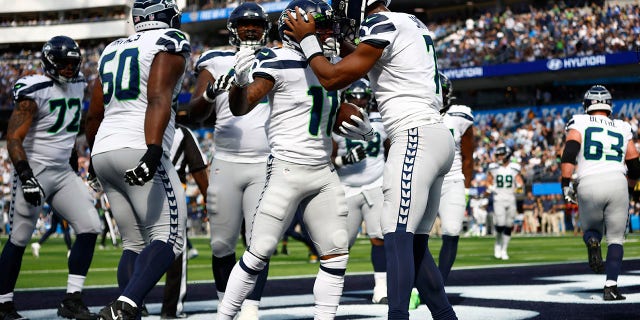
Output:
[{"xmin": 333, "ymin": 102, "xmax": 363, "ymax": 134}]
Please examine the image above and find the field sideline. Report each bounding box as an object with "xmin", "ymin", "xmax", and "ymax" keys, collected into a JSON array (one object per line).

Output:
[{"xmin": 3, "ymin": 233, "xmax": 640, "ymax": 290}]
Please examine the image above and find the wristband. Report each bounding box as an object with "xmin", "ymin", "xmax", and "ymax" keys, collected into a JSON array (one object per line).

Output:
[
  {"xmin": 334, "ymin": 156, "xmax": 344, "ymax": 168},
  {"xmin": 561, "ymin": 177, "xmax": 571, "ymax": 188},
  {"xmin": 15, "ymin": 160, "xmax": 33, "ymax": 183},
  {"xmin": 202, "ymin": 89, "xmax": 216, "ymax": 103},
  {"xmin": 142, "ymin": 144, "xmax": 164, "ymax": 164},
  {"xmin": 299, "ymin": 34, "xmax": 323, "ymax": 61}
]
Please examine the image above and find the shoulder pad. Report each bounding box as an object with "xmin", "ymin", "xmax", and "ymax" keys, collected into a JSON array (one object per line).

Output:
[{"xmin": 256, "ymin": 48, "xmax": 277, "ymax": 62}]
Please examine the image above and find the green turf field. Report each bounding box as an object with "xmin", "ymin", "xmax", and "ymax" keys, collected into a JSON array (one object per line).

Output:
[{"xmin": 3, "ymin": 234, "xmax": 639, "ymax": 289}]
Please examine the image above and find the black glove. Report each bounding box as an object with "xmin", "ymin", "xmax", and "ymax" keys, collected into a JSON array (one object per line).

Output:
[
  {"xmin": 87, "ymin": 161, "xmax": 102, "ymax": 193},
  {"xmin": 124, "ymin": 144, "xmax": 163, "ymax": 186},
  {"xmin": 335, "ymin": 145, "xmax": 366, "ymax": 167},
  {"xmin": 202, "ymin": 72, "xmax": 235, "ymax": 103},
  {"xmin": 563, "ymin": 186, "xmax": 577, "ymax": 204},
  {"xmin": 15, "ymin": 160, "xmax": 45, "ymax": 207}
]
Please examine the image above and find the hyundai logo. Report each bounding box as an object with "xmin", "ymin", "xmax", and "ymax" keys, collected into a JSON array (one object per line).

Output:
[{"xmin": 547, "ymin": 59, "xmax": 563, "ymax": 71}]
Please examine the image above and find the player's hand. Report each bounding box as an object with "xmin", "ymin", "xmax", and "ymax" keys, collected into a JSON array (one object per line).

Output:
[
  {"xmin": 563, "ymin": 186, "xmax": 577, "ymax": 204},
  {"xmin": 124, "ymin": 144, "xmax": 163, "ymax": 186},
  {"xmin": 322, "ymin": 37, "xmax": 340, "ymax": 57},
  {"xmin": 22, "ymin": 176, "xmax": 45, "ymax": 207},
  {"xmin": 234, "ymin": 47, "xmax": 255, "ymax": 87},
  {"xmin": 338, "ymin": 110, "xmax": 375, "ymax": 141},
  {"xmin": 87, "ymin": 162, "xmax": 103, "ymax": 193},
  {"xmin": 203, "ymin": 72, "xmax": 234, "ymax": 103},
  {"xmin": 342, "ymin": 145, "xmax": 366, "ymax": 165},
  {"xmin": 283, "ymin": 7, "xmax": 315, "ymax": 43}
]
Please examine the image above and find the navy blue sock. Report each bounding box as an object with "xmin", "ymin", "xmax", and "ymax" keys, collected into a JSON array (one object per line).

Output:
[
  {"xmin": 118, "ymin": 250, "xmax": 139, "ymax": 292},
  {"xmin": 371, "ymin": 243, "xmax": 386, "ymax": 272},
  {"xmin": 605, "ymin": 244, "xmax": 624, "ymax": 282},
  {"xmin": 247, "ymin": 262, "xmax": 269, "ymax": 301},
  {"xmin": 414, "ymin": 234, "xmax": 455, "ymax": 319},
  {"xmin": 384, "ymin": 232, "xmax": 414, "ymax": 320},
  {"xmin": 123, "ymin": 240, "xmax": 175, "ymax": 306},
  {"xmin": 583, "ymin": 230, "xmax": 602, "ymax": 244},
  {"xmin": 212, "ymin": 253, "xmax": 236, "ymax": 293},
  {"xmin": 438, "ymin": 235, "xmax": 459, "ymax": 283},
  {"xmin": 0, "ymin": 239, "xmax": 25, "ymax": 294},
  {"xmin": 68, "ymin": 233, "xmax": 97, "ymax": 276}
]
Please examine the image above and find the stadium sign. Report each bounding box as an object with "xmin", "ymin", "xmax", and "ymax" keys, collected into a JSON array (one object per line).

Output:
[{"xmin": 443, "ymin": 51, "xmax": 636, "ymax": 80}]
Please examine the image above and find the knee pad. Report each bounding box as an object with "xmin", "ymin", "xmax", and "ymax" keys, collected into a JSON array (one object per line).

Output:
[
  {"xmin": 329, "ymin": 229, "xmax": 349, "ymax": 253},
  {"xmin": 248, "ymin": 234, "xmax": 279, "ymax": 260},
  {"xmin": 211, "ymin": 240, "xmax": 236, "ymax": 258}
]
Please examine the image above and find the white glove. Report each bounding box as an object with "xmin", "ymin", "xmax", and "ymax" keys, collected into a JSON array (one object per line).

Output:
[
  {"xmin": 338, "ymin": 110, "xmax": 375, "ymax": 141},
  {"xmin": 323, "ymin": 37, "xmax": 340, "ymax": 57},
  {"xmin": 563, "ymin": 186, "xmax": 577, "ymax": 204},
  {"xmin": 234, "ymin": 47, "xmax": 255, "ymax": 87}
]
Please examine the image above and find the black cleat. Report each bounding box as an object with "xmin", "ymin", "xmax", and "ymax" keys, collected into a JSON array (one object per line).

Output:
[
  {"xmin": 603, "ymin": 285, "xmax": 626, "ymax": 301},
  {"xmin": 587, "ymin": 238, "xmax": 605, "ymax": 274},
  {"xmin": 58, "ymin": 292, "xmax": 98, "ymax": 320},
  {"xmin": 0, "ymin": 301, "xmax": 27, "ymax": 320},
  {"xmin": 98, "ymin": 301, "xmax": 138, "ymax": 320}
]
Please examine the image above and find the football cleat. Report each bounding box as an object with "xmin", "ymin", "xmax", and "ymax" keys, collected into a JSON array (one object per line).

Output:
[
  {"xmin": 237, "ymin": 303, "xmax": 259, "ymax": 320},
  {"xmin": 98, "ymin": 300, "xmax": 138, "ymax": 320},
  {"xmin": 603, "ymin": 285, "xmax": 626, "ymax": 301},
  {"xmin": 494, "ymin": 243, "xmax": 501, "ymax": 259},
  {"xmin": 501, "ymin": 250, "xmax": 510, "ymax": 261},
  {"xmin": 409, "ymin": 288, "xmax": 420, "ymax": 310},
  {"xmin": 372, "ymin": 285, "xmax": 388, "ymax": 304},
  {"xmin": 31, "ymin": 242, "xmax": 40, "ymax": 258},
  {"xmin": 0, "ymin": 301, "xmax": 27, "ymax": 320},
  {"xmin": 187, "ymin": 248, "xmax": 199, "ymax": 260},
  {"xmin": 586, "ymin": 238, "xmax": 605, "ymax": 274},
  {"xmin": 57, "ymin": 292, "xmax": 98, "ymax": 320}
]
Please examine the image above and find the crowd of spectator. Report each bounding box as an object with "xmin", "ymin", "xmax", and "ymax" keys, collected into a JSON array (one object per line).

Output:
[
  {"xmin": 0, "ymin": 9, "xmax": 127, "ymax": 28},
  {"xmin": 436, "ymin": 2, "xmax": 640, "ymax": 68}
]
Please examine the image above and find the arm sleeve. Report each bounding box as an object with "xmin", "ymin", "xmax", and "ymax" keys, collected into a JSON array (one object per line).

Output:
[{"xmin": 181, "ymin": 127, "xmax": 207, "ymax": 173}]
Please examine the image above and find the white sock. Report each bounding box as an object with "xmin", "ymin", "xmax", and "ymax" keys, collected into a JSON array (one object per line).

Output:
[
  {"xmin": 117, "ymin": 296, "xmax": 137, "ymax": 308},
  {"xmin": 314, "ymin": 255, "xmax": 348, "ymax": 320},
  {"xmin": 217, "ymin": 290, "xmax": 225, "ymax": 301},
  {"xmin": 67, "ymin": 274, "xmax": 86, "ymax": 293},
  {"xmin": 0, "ymin": 292, "xmax": 13, "ymax": 303},
  {"xmin": 217, "ymin": 252, "xmax": 266, "ymax": 318},
  {"xmin": 502, "ymin": 235, "xmax": 511, "ymax": 252},
  {"xmin": 242, "ymin": 299, "xmax": 260, "ymax": 307},
  {"xmin": 605, "ymin": 280, "xmax": 617, "ymax": 287},
  {"xmin": 373, "ymin": 272, "xmax": 387, "ymax": 287}
]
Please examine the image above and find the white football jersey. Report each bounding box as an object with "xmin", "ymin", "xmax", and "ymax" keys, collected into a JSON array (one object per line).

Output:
[
  {"xmin": 92, "ymin": 28, "xmax": 190, "ymax": 157},
  {"xmin": 443, "ymin": 105, "xmax": 474, "ymax": 181},
  {"xmin": 359, "ymin": 12, "xmax": 442, "ymax": 135},
  {"xmin": 251, "ymin": 47, "xmax": 338, "ymax": 165},
  {"xmin": 334, "ymin": 111, "xmax": 387, "ymax": 191},
  {"xmin": 12, "ymin": 74, "xmax": 86, "ymax": 167},
  {"xmin": 489, "ymin": 162, "xmax": 521, "ymax": 201},
  {"xmin": 567, "ymin": 114, "xmax": 633, "ymax": 180},
  {"xmin": 195, "ymin": 49, "xmax": 269, "ymax": 163}
]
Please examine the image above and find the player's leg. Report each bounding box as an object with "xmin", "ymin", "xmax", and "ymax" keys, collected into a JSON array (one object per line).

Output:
[
  {"xmin": 207, "ymin": 159, "xmax": 248, "ymax": 300},
  {"xmin": 577, "ymin": 175, "xmax": 607, "ymax": 275},
  {"xmin": 240, "ymin": 163, "xmax": 270, "ymax": 319},
  {"xmin": 217, "ymin": 157, "xmax": 298, "ymax": 319},
  {"xmin": 301, "ymin": 167, "xmax": 349, "ymax": 320},
  {"xmin": 493, "ymin": 203, "xmax": 507, "ymax": 259},
  {"xmin": 49, "ymin": 169, "xmax": 102, "ymax": 320},
  {"xmin": 437, "ymin": 179, "xmax": 466, "ymax": 283},
  {"xmin": 161, "ymin": 232, "xmax": 188, "ymax": 318},
  {"xmin": 361, "ymin": 188, "xmax": 387, "ymax": 304},
  {"xmin": 0, "ymin": 172, "xmax": 41, "ymax": 319},
  {"xmin": 381, "ymin": 126, "xmax": 454, "ymax": 320},
  {"xmin": 601, "ymin": 175, "xmax": 628, "ymax": 300},
  {"xmin": 499, "ymin": 200, "xmax": 517, "ymax": 260}
]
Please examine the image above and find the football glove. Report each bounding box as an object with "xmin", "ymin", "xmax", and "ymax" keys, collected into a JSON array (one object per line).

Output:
[
  {"xmin": 87, "ymin": 161, "xmax": 103, "ymax": 193},
  {"xmin": 234, "ymin": 47, "xmax": 255, "ymax": 87},
  {"xmin": 563, "ymin": 186, "xmax": 577, "ymax": 204},
  {"xmin": 335, "ymin": 145, "xmax": 366, "ymax": 167},
  {"xmin": 203, "ymin": 72, "xmax": 235, "ymax": 103},
  {"xmin": 15, "ymin": 160, "xmax": 45, "ymax": 207},
  {"xmin": 124, "ymin": 144, "xmax": 163, "ymax": 186},
  {"xmin": 338, "ymin": 111, "xmax": 375, "ymax": 142}
]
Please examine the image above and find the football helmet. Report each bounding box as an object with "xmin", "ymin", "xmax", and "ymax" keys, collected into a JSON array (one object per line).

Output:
[
  {"xmin": 278, "ymin": 0, "xmax": 338, "ymax": 57},
  {"xmin": 583, "ymin": 85, "xmax": 612, "ymax": 115},
  {"xmin": 344, "ymin": 79, "xmax": 372, "ymax": 110},
  {"xmin": 132, "ymin": 0, "xmax": 181, "ymax": 32},
  {"xmin": 227, "ymin": 2, "xmax": 270, "ymax": 49},
  {"xmin": 439, "ymin": 72, "xmax": 454, "ymax": 113},
  {"xmin": 495, "ymin": 144, "xmax": 511, "ymax": 163},
  {"xmin": 331, "ymin": 0, "xmax": 391, "ymax": 42},
  {"xmin": 41, "ymin": 36, "xmax": 82, "ymax": 83}
]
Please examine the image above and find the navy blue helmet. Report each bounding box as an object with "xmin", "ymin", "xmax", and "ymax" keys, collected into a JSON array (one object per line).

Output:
[
  {"xmin": 583, "ymin": 85, "xmax": 612, "ymax": 115},
  {"xmin": 132, "ymin": 0, "xmax": 182, "ymax": 32},
  {"xmin": 41, "ymin": 36, "xmax": 82, "ymax": 83},
  {"xmin": 227, "ymin": 2, "xmax": 270, "ymax": 49},
  {"xmin": 278, "ymin": 0, "xmax": 337, "ymax": 56}
]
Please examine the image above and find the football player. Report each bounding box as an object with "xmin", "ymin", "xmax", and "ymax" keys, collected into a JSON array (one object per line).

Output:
[
  {"xmin": 561, "ymin": 85, "xmax": 640, "ymax": 301},
  {"xmin": 84, "ymin": 0, "xmax": 190, "ymax": 319},
  {"xmin": 486, "ymin": 144, "xmax": 524, "ymax": 260},
  {"xmin": 0, "ymin": 35, "xmax": 102, "ymax": 320},
  {"xmin": 186, "ymin": 3, "xmax": 271, "ymax": 319},
  {"xmin": 332, "ymin": 79, "xmax": 390, "ymax": 304},
  {"xmin": 436, "ymin": 73, "xmax": 475, "ymax": 283},
  {"xmin": 285, "ymin": 1, "xmax": 457, "ymax": 319},
  {"xmin": 215, "ymin": 1, "xmax": 351, "ymax": 319}
]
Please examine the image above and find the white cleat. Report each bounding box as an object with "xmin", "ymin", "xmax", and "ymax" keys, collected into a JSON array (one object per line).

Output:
[
  {"xmin": 31, "ymin": 243, "xmax": 40, "ymax": 258},
  {"xmin": 372, "ymin": 285, "xmax": 388, "ymax": 304},
  {"xmin": 237, "ymin": 303, "xmax": 259, "ymax": 320},
  {"xmin": 501, "ymin": 250, "xmax": 509, "ymax": 260},
  {"xmin": 494, "ymin": 244, "xmax": 501, "ymax": 259},
  {"xmin": 187, "ymin": 248, "xmax": 199, "ymax": 260}
]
